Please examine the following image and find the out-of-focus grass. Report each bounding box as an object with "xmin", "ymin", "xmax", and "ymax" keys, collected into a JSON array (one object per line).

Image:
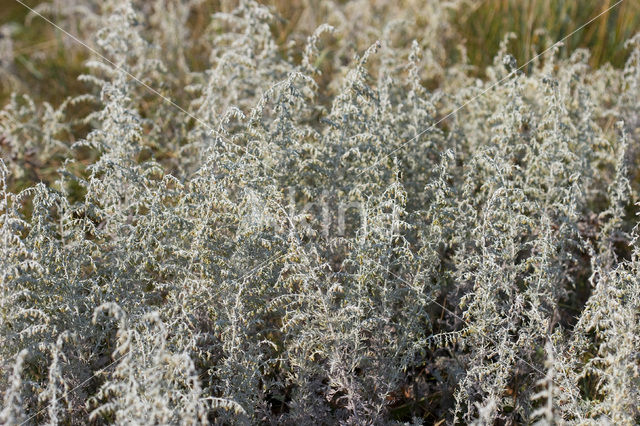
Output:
[
  {"xmin": 0, "ymin": 0, "xmax": 88, "ymax": 106},
  {"xmin": 455, "ymin": 0, "xmax": 640, "ymax": 72}
]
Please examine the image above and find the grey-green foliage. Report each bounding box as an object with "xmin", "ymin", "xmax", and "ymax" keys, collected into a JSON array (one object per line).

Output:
[{"xmin": 1, "ymin": 0, "xmax": 639, "ymax": 424}]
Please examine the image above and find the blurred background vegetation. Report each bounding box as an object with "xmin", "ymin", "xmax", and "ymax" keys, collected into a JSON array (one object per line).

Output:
[
  {"xmin": 1, "ymin": 0, "xmax": 639, "ymax": 107},
  {"xmin": 456, "ymin": 0, "xmax": 640, "ymax": 72}
]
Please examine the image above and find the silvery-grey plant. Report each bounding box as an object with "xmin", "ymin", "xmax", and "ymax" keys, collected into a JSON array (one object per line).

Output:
[{"xmin": 1, "ymin": 0, "xmax": 640, "ymax": 424}]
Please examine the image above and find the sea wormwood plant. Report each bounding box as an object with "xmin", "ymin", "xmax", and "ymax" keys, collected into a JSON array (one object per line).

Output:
[{"xmin": 0, "ymin": 0, "xmax": 640, "ymax": 424}]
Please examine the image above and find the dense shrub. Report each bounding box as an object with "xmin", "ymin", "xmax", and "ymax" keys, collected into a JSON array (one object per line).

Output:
[{"xmin": 1, "ymin": 0, "xmax": 639, "ymax": 424}]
